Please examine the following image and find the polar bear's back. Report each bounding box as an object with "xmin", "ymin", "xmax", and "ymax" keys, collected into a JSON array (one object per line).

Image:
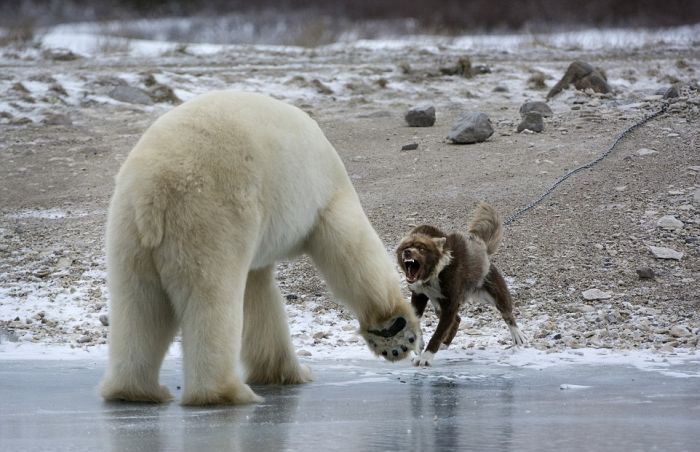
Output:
[{"xmin": 111, "ymin": 91, "xmax": 353, "ymax": 265}]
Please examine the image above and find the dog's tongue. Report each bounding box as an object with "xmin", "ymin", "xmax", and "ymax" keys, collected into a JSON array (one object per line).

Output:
[{"xmin": 406, "ymin": 266, "xmax": 417, "ymax": 282}]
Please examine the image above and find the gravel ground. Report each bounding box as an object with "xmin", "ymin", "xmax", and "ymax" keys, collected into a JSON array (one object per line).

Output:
[{"xmin": 0, "ymin": 30, "xmax": 698, "ymax": 358}]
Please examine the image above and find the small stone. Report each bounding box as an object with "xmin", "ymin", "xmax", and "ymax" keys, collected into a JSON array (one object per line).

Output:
[
  {"xmin": 99, "ymin": 314, "xmax": 109, "ymax": 326},
  {"xmin": 405, "ymin": 105, "xmax": 436, "ymax": 127},
  {"xmin": 656, "ymin": 215, "xmax": 684, "ymax": 230},
  {"xmin": 311, "ymin": 79, "xmax": 333, "ymax": 95},
  {"xmin": 108, "ymin": 86, "xmax": 153, "ymax": 105},
  {"xmin": 493, "ymin": 86, "xmax": 509, "ymax": 93},
  {"xmin": 76, "ymin": 335, "xmax": 92, "ymax": 344},
  {"xmin": 636, "ymin": 268, "xmax": 655, "ymax": 279},
  {"xmin": 297, "ymin": 350, "xmax": 312, "ymax": 356},
  {"xmin": 313, "ymin": 331, "xmax": 329, "ymax": 340},
  {"xmin": 447, "ymin": 112, "xmax": 494, "ymax": 144},
  {"xmin": 660, "ymin": 344, "xmax": 675, "ymax": 353},
  {"xmin": 649, "ymin": 246, "xmax": 683, "ymax": 260},
  {"xmin": 669, "ymin": 325, "xmax": 691, "ymax": 338},
  {"xmin": 582, "ymin": 289, "xmax": 612, "ymax": 300},
  {"xmin": 401, "ymin": 143, "xmax": 419, "ymax": 151},
  {"xmin": 520, "ymin": 101, "xmax": 553, "ymax": 118},
  {"xmin": 285, "ymin": 294, "xmax": 299, "ymax": 301},
  {"xmin": 637, "ymin": 148, "xmax": 657, "ymax": 156},
  {"xmin": 517, "ymin": 112, "xmax": 544, "ymax": 133}
]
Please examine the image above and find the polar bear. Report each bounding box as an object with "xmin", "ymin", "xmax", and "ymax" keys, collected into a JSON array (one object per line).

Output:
[{"xmin": 100, "ymin": 91, "xmax": 420, "ymax": 406}]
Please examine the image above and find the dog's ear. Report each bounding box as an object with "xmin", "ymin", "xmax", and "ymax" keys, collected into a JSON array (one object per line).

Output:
[{"xmin": 432, "ymin": 237, "xmax": 447, "ymax": 251}]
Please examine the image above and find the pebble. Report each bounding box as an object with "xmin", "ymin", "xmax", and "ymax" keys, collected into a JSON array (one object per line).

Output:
[
  {"xmin": 447, "ymin": 112, "xmax": 494, "ymax": 144},
  {"xmin": 297, "ymin": 350, "xmax": 312, "ymax": 356},
  {"xmin": 405, "ymin": 105, "xmax": 436, "ymax": 127},
  {"xmin": 636, "ymin": 268, "xmax": 655, "ymax": 279},
  {"xmin": 649, "ymin": 246, "xmax": 683, "ymax": 260},
  {"xmin": 656, "ymin": 215, "xmax": 684, "ymax": 230},
  {"xmin": 108, "ymin": 86, "xmax": 153, "ymax": 105},
  {"xmin": 669, "ymin": 325, "xmax": 691, "ymax": 338},
  {"xmin": 519, "ymin": 101, "xmax": 553, "ymax": 118},
  {"xmin": 582, "ymin": 289, "xmax": 612, "ymax": 300},
  {"xmin": 637, "ymin": 148, "xmax": 657, "ymax": 156},
  {"xmin": 517, "ymin": 112, "xmax": 544, "ymax": 133},
  {"xmin": 401, "ymin": 143, "xmax": 419, "ymax": 151},
  {"xmin": 99, "ymin": 314, "xmax": 109, "ymax": 326},
  {"xmin": 76, "ymin": 335, "xmax": 92, "ymax": 344}
]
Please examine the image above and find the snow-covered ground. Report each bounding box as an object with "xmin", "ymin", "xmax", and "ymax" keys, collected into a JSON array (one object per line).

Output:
[{"xmin": 1, "ymin": 20, "xmax": 699, "ymax": 375}]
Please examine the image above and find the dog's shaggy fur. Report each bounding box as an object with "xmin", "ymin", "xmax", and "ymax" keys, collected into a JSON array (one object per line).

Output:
[
  {"xmin": 100, "ymin": 91, "xmax": 420, "ymax": 406},
  {"xmin": 396, "ymin": 203, "xmax": 525, "ymax": 366}
]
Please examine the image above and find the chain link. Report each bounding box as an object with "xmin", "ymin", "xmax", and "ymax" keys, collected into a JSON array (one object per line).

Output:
[{"xmin": 503, "ymin": 101, "xmax": 669, "ymax": 226}]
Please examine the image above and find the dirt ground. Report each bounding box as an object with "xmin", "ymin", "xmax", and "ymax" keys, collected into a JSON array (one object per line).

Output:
[{"xmin": 1, "ymin": 38, "xmax": 698, "ymax": 353}]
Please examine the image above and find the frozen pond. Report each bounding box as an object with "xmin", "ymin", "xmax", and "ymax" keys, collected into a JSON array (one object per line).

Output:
[{"xmin": 1, "ymin": 358, "xmax": 698, "ymax": 451}]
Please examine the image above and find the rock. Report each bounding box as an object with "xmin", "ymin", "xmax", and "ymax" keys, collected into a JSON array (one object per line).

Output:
[
  {"xmin": 148, "ymin": 84, "xmax": 181, "ymax": 104},
  {"xmin": 447, "ymin": 112, "xmax": 494, "ymax": 144},
  {"xmin": 656, "ymin": 215, "xmax": 683, "ymax": 230},
  {"xmin": 669, "ymin": 325, "xmax": 691, "ymax": 338},
  {"xmin": 547, "ymin": 61, "xmax": 611, "ymax": 100},
  {"xmin": 519, "ymin": 101, "xmax": 553, "ymax": 118},
  {"xmin": 493, "ymin": 86, "xmax": 509, "ymax": 93},
  {"xmin": 649, "ymin": 246, "xmax": 683, "ymax": 260},
  {"xmin": 527, "ymin": 72, "xmax": 547, "ymax": 90},
  {"xmin": 655, "ymin": 85, "xmax": 680, "ymax": 99},
  {"xmin": 660, "ymin": 344, "xmax": 674, "ymax": 353},
  {"xmin": 108, "ymin": 86, "xmax": 153, "ymax": 105},
  {"xmin": 99, "ymin": 314, "xmax": 109, "ymax": 326},
  {"xmin": 42, "ymin": 48, "xmax": 81, "ymax": 61},
  {"xmin": 41, "ymin": 114, "xmax": 72, "ymax": 126},
  {"xmin": 405, "ymin": 105, "xmax": 436, "ymax": 127},
  {"xmin": 401, "ymin": 143, "xmax": 419, "ymax": 151},
  {"xmin": 582, "ymin": 289, "xmax": 612, "ymax": 300},
  {"xmin": 311, "ymin": 79, "xmax": 333, "ymax": 95},
  {"xmin": 297, "ymin": 349, "xmax": 312, "ymax": 356},
  {"xmin": 76, "ymin": 335, "xmax": 92, "ymax": 344},
  {"xmin": 439, "ymin": 57, "xmax": 473, "ymax": 78},
  {"xmin": 637, "ymin": 148, "xmax": 658, "ymax": 156},
  {"xmin": 313, "ymin": 331, "xmax": 329, "ymax": 340},
  {"xmin": 517, "ymin": 112, "xmax": 544, "ymax": 133},
  {"xmin": 636, "ymin": 268, "xmax": 655, "ymax": 279}
]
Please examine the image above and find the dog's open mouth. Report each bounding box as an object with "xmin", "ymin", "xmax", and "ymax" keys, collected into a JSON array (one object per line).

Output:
[{"xmin": 403, "ymin": 258, "xmax": 421, "ymax": 283}]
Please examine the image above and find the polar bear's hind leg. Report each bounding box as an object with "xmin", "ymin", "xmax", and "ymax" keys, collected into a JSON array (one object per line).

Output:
[{"xmin": 100, "ymin": 214, "xmax": 178, "ymax": 403}]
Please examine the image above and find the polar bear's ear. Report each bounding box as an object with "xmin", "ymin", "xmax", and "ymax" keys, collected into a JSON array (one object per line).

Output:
[{"xmin": 432, "ymin": 237, "xmax": 446, "ymax": 251}]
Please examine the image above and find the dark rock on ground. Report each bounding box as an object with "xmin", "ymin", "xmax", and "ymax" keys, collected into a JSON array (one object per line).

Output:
[
  {"xmin": 517, "ymin": 112, "xmax": 544, "ymax": 133},
  {"xmin": 401, "ymin": 143, "xmax": 419, "ymax": 151},
  {"xmin": 447, "ymin": 112, "xmax": 494, "ymax": 144},
  {"xmin": 405, "ymin": 105, "xmax": 436, "ymax": 127},
  {"xmin": 520, "ymin": 101, "xmax": 553, "ymax": 118},
  {"xmin": 108, "ymin": 86, "xmax": 153, "ymax": 105}
]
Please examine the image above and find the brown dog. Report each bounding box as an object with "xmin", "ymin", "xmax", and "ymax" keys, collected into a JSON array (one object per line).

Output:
[{"xmin": 396, "ymin": 203, "xmax": 525, "ymax": 366}]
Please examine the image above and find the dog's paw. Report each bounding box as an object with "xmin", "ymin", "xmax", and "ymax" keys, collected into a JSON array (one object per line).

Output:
[
  {"xmin": 510, "ymin": 325, "xmax": 527, "ymax": 346},
  {"xmin": 412, "ymin": 351, "xmax": 434, "ymax": 367},
  {"xmin": 361, "ymin": 316, "xmax": 421, "ymax": 362}
]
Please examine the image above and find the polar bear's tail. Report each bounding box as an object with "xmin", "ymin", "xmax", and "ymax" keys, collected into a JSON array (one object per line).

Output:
[{"xmin": 128, "ymin": 174, "xmax": 168, "ymax": 249}]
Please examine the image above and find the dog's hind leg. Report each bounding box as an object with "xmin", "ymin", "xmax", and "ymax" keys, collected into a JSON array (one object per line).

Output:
[
  {"xmin": 442, "ymin": 314, "xmax": 461, "ymax": 347},
  {"xmin": 482, "ymin": 265, "xmax": 526, "ymax": 346}
]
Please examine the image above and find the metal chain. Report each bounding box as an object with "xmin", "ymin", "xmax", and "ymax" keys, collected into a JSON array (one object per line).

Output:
[{"xmin": 503, "ymin": 101, "xmax": 669, "ymax": 226}]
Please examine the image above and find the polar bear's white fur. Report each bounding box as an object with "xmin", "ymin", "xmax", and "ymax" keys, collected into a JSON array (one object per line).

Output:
[{"xmin": 100, "ymin": 91, "xmax": 420, "ymax": 406}]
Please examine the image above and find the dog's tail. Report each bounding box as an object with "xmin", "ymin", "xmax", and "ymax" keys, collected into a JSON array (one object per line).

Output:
[{"xmin": 467, "ymin": 202, "xmax": 503, "ymax": 255}]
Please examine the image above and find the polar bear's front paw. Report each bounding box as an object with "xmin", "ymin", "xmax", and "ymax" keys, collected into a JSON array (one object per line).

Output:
[
  {"xmin": 412, "ymin": 351, "xmax": 434, "ymax": 367},
  {"xmin": 361, "ymin": 316, "xmax": 421, "ymax": 362}
]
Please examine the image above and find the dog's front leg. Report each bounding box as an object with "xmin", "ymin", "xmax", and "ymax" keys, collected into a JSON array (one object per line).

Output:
[
  {"xmin": 410, "ymin": 292, "xmax": 429, "ymax": 317},
  {"xmin": 413, "ymin": 302, "xmax": 458, "ymax": 367}
]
